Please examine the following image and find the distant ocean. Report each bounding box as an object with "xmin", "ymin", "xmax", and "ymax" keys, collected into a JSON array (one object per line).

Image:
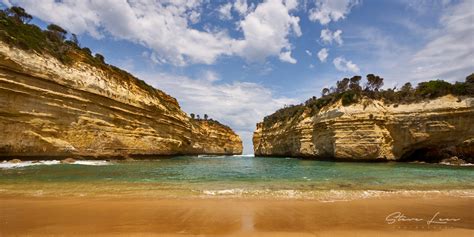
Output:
[{"xmin": 1, "ymin": 155, "xmax": 473, "ymax": 201}]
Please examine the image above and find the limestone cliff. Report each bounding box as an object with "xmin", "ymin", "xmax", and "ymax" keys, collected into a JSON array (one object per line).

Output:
[
  {"xmin": 253, "ymin": 96, "xmax": 474, "ymax": 161},
  {"xmin": 0, "ymin": 42, "xmax": 242, "ymax": 158}
]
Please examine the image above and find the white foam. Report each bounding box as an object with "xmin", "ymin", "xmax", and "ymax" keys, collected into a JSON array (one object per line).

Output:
[
  {"xmin": 199, "ymin": 188, "xmax": 474, "ymax": 201},
  {"xmin": 235, "ymin": 154, "xmax": 255, "ymax": 157},
  {"xmin": 0, "ymin": 160, "xmax": 60, "ymax": 169},
  {"xmin": 0, "ymin": 160, "xmax": 110, "ymax": 169},
  {"xmin": 440, "ymin": 162, "xmax": 474, "ymax": 166},
  {"xmin": 203, "ymin": 189, "xmax": 245, "ymax": 196},
  {"xmin": 73, "ymin": 160, "xmax": 110, "ymax": 166}
]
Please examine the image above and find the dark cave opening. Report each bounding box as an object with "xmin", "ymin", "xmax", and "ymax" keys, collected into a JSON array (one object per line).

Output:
[{"xmin": 400, "ymin": 147, "xmax": 450, "ymax": 163}]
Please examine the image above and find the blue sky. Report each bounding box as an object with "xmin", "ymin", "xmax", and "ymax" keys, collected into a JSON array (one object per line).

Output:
[{"xmin": 2, "ymin": 0, "xmax": 473, "ymax": 154}]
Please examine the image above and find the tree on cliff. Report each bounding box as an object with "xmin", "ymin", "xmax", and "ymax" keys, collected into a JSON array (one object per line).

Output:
[
  {"xmin": 399, "ymin": 82, "xmax": 414, "ymax": 101},
  {"xmin": 6, "ymin": 6, "xmax": 32, "ymax": 23},
  {"xmin": 47, "ymin": 24, "xmax": 67, "ymax": 42},
  {"xmin": 190, "ymin": 113, "xmax": 195, "ymax": 119},
  {"xmin": 68, "ymin": 33, "xmax": 80, "ymax": 48},
  {"xmin": 466, "ymin": 73, "xmax": 474, "ymax": 94},
  {"xmin": 95, "ymin": 53, "xmax": 105, "ymax": 64},
  {"xmin": 366, "ymin": 74, "xmax": 384, "ymax": 91},
  {"xmin": 204, "ymin": 114, "xmax": 208, "ymax": 120},
  {"xmin": 415, "ymin": 80, "xmax": 453, "ymax": 98},
  {"xmin": 467, "ymin": 73, "xmax": 474, "ymax": 84},
  {"xmin": 196, "ymin": 114, "xmax": 200, "ymax": 119},
  {"xmin": 349, "ymin": 76, "xmax": 362, "ymax": 92},
  {"xmin": 321, "ymin": 88, "xmax": 330, "ymax": 96},
  {"xmin": 336, "ymin": 78, "xmax": 350, "ymax": 93}
]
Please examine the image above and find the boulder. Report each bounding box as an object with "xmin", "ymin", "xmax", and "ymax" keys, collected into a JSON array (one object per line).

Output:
[
  {"xmin": 440, "ymin": 156, "xmax": 467, "ymax": 166},
  {"xmin": 61, "ymin": 158, "xmax": 76, "ymax": 164}
]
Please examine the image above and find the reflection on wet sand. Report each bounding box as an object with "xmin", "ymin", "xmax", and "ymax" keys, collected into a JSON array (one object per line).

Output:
[{"xmin": 1, "ymin": 196, "xmax": 473, "ymax": 236}]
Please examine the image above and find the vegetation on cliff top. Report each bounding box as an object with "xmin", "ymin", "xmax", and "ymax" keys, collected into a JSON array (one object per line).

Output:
[
  {"xmin": 263, "ymin": 73, "xmax": 474, "ymax": 125},
  {"xmin": 0, "ymin": 6, "xmax": 179, "ymax": 110},
  {"xmin": 189, "ymin": 113, "xmax": 234, "ymax": 132}
]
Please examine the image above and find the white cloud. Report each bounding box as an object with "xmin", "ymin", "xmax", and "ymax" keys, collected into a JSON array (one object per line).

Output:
[
  {"xmin": 402, "ymin": 0, "xmax": 453, "ymax": 15},
  {"xmin": 279, "ymin": 51, "xmax": 297, "ymax": 64},
  {"xmin": 234, "ymin": 0, "xmax": 249, "ymax": 15},
  {"xmin": 309, "ymin": 0, "xmax": 359, "ymax": 25},
  {"xmin": 333, "ymin": 56, "xmax": 360, "ymax": 73},
  {"xmin": 6, "ymin": 0, "xmax": 301, "ymax": 66},
  {"xmin": 234, "ymin": 0, "xmax": 302, "ymax": 63},
  {"xmin": 317, "ymin": 48, "xmax": 329, "ymax": 62},
  {"xmin": 284, "ymin": 0, "xmax": 299, "ymax": 10},
  {"xmin": 218, "ymin": 3, "xmax": 233, "ymax": 20},
  {"xmin": 138, "ymin": 71, "xmax": 297, "ymax": 154},
  {"xmin": 305, "ymin": 50, "xmax": 312, "ymax": 56},
  {"xmin": 406, "ymin": 0, "xmax": 474, "ymax": 83},
  {"xmin": 320, "ymin": 29, "xmax": 343, "ymax": 45},
  {"xmin": 343, "ymin": 0, "xmax": 473, "ymax": 88},
  {"xmin": 188, "ymin": 10, "xmax": 201, "ymax": 24},
  {"xmin": 201, "ymin": 70, "xmax": 220, "ymax": 82}
]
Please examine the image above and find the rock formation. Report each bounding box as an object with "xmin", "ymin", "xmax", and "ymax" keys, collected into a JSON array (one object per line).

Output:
[
  {"xmin": 0, "ymin": 42, "xmax": 242, "ymax": 159},
  {"xmin": 253, "ymin": 96, "xmax": 474, "ymax": 162}
]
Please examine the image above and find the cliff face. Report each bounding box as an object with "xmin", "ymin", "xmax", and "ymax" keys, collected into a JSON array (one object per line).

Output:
[
  {"xmin": 253, "ymin": 96, "xmax": 474, "ymax": 161},
  {"xmin": 0, "ymin": 42, "xmax": 242, "ymax": 158}
]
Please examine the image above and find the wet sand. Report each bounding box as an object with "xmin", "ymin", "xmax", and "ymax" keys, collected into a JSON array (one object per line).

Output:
[{"xmin": 0, "ymin": 196, "xmax": 473, "ymax": 236}]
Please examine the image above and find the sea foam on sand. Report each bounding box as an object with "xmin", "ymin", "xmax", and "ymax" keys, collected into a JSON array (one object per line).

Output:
[
  {"xmin": 199, "ymin": 188, "xmax": 474, "ymax": 201},
  {"xmin": 0, "ymin": 160, "xmax": 110, "ymax": 169}
]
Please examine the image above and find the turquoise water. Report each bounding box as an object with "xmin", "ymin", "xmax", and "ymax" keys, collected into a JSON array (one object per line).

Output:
[{"xmin": 1, "ymin": 155, "xmax": 473, "ymax": 199}]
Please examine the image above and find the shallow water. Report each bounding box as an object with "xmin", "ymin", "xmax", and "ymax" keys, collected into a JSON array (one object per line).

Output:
[{"xmin": 1, "ymin": 155, "xmax": 473, "ymax": 200}]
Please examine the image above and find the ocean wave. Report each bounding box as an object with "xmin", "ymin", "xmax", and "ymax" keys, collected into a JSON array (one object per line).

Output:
[
  {"xmin": 235, "ymin": 154, "xmax": 255, "ymax": 157},
  {"xmin": 0, "ymin": 160, "xmax": 110, "ymax": 169},
  {"xmin": 196, "ymin": 154, "xmax": 255, "ymax": 158},
  {"xmin": 203, "ymin": 188, "xmax": 245, "ymax": 196},
  {"xmin": 439, "ymin": 162, "xmax": 474, "ymax": 166},
  {"xmin": 197, "ymin": 154, "xmax": 229, "ymax": 158},
  {"xmin": 0, "ymin": 160, "xmax": 60, "ymax": 169},
  {"xmin": 198, "ymin": 188, "xmax": 474, "ymax": 201},
  {"xmin": 73, "ymin": 160, "xmax": 110, "ymax": 166}
]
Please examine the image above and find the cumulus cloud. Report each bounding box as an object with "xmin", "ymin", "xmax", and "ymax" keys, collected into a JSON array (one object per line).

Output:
[
  {"xmin": 218, "ymin": 3, "xmax": 233, "ymax": 20},
  {"xmin": 333, "ymin": 56, "xmax": 360, "ymax": 73},
  {"xmin": 234, "ymin": 0, "xmax": 302, "ymax": 63},
  {"xmin": 305, "ymin": 50, "xmax": 312, "ymax": 56},
  {"xmin": 320, "ymin": 29, "xmax": 343, "ymax": 45},
  {"xmin": 279, "ymin": 51, "xmax": 297, "ymax": 64},
  {"xmin": 284, "ymin": 0, "xmax": 299, "ymax": 10},
  {"xmin": 138, "ymin": 71, "xmax": 297, "ymax": 154},
  {"xmin": 5, "ymin": 0, "xmax": 301, "ymax": 66},
  {"xmin": 407, "ymin": 0, "xmax": 474, "ymax": 82},
  {"xmin": 317, "ymin": 48, "xmax": 329, "ymax": 62},
  {"xmin": 309, "ymin": 0, "xmax": 359, "ymax": 25}
]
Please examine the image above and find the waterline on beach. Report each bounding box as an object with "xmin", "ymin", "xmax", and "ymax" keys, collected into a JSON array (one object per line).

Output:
[{"xmin": 1, "ymin": 155, "xmax": 473, "ymax": 200}]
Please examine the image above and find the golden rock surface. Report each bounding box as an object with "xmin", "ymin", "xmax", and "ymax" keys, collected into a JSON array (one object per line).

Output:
[
  {"xmin": 0, "ymin": 42, "xmax": 242, "ymax": 159},
  {"xmin": 253, "ymin": 96, "xmax": 474, "ymax": 160}
]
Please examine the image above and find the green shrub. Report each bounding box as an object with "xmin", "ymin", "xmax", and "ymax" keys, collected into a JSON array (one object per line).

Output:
[
  {"xmin": 341, "ymin": 91, "xmax": 358, "ymax": 106},
  {"xmin": 415, "ymin": 80, "xmax": 453, "ymax": 98},
  {"xmin": 452, "ymin": 82, "xmax": 468, "ymax": 95}
]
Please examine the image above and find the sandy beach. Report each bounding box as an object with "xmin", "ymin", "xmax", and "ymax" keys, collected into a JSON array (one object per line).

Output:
[{"xmin": 1, "ymin": 196, "xmax": 472, "ymax": 236}]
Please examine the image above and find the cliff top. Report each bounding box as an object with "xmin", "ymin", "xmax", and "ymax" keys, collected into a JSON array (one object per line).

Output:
[
  {"xmin": 262, "ymin": 74, "xmax": 474, "ymax": 127},
  {"xmin": 0, "ymin": 7, "xmax": 179, "ymax": 109}
]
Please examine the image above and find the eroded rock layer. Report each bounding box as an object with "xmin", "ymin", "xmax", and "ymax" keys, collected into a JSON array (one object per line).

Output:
[
  {"xmin": 0, "ymin": 43, "xmax": 242, "ymax": 158},
  {"xmin": 253, "ymin": 96, "xmax": 474, "ymax": 161}
]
